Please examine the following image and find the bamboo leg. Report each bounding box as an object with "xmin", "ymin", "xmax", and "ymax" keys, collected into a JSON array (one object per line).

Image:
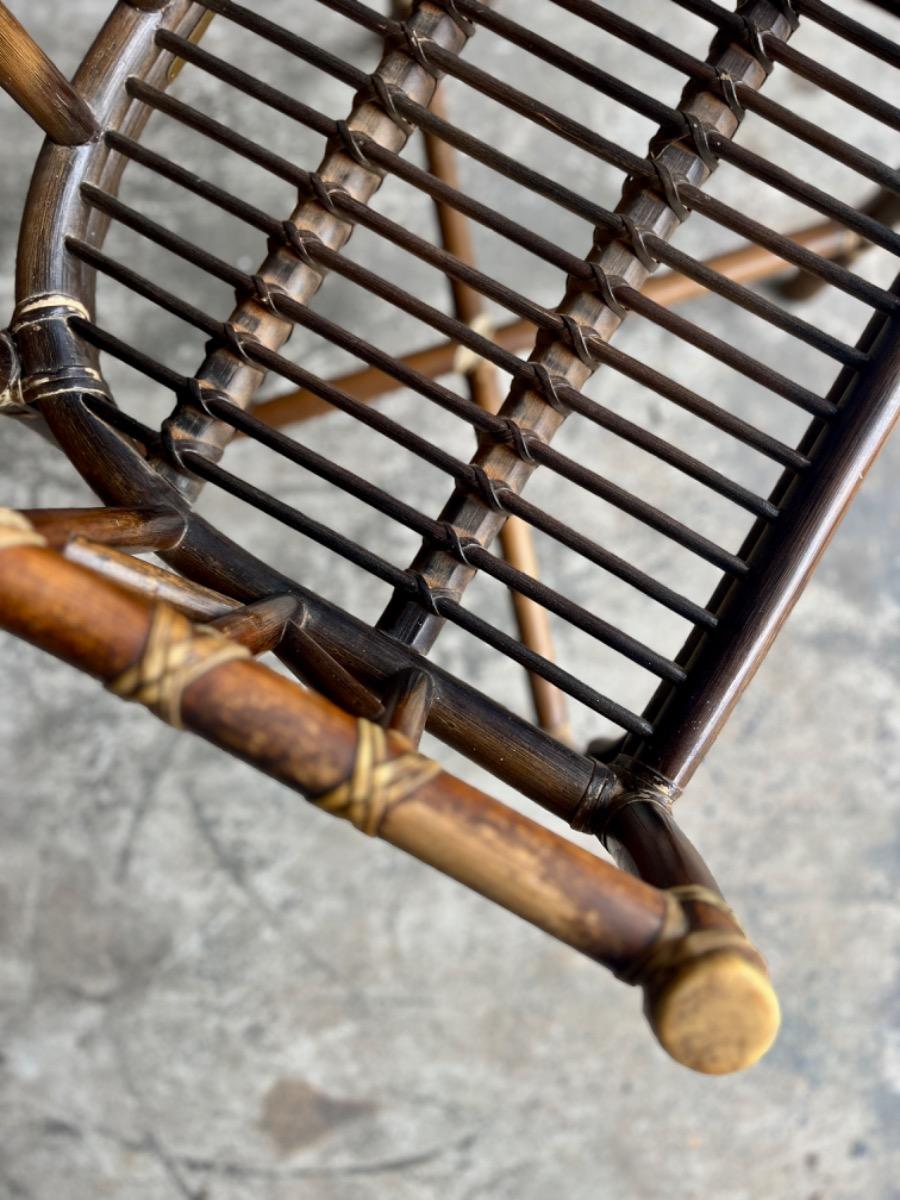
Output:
[{"xmin": 595, "ymin": 783, "xmax": 779, "ymax": 1074}]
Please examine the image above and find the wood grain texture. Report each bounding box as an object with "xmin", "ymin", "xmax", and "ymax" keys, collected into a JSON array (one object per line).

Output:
[{"xmin": 0, "ymin": 1, "xmax": 98, "ymax": 144}]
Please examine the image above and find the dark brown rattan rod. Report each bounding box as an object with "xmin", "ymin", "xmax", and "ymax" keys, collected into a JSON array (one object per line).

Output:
[
  {"xmin": 134, "ymin": 57, "xmax": 866, "ymax": 373},
  {"xmin": 152, "ymin": 30, "xmax": 898, "ymax": 318},
  {"xmin": 69, "ymin": 223, "xmax": 756, "ymax": 586},
  {"xmin": 85, "ymin": 169, "xmax": 823, "ymax": 479},
  {"xmin": 76, "ymin": 187, "xmax": 769, "ymax": 556},
  {"xmin": 60, "ymin": 301, "xmax": 682, "ymax": 686},
  {"xmin": 133, "ymin": 81, "xmax": 883, "ymax": 403},
  {"xmin": 793, "ymin": 0, "xmax": 900, "ymax": 68},
  {"xmin": 120, "ymin": 76, "xmax": 862, "ymax": 395},
  {"xmin": 254, "ymin": 215, "xmax": 861, "ymax": 433},
  {"xmin": 304, "ymin": 0, "xmax": 900, "ymax": 252},
  {"xmin": 77, "ymin": 387, "xmax": 655, "ymax": 735},
  {"xmin": 636, "ymin": 283, "xmax": 900, "ymax": 789},
  {"xmin": 0, "ymin": 1, "xmax": 98, "ymax": 144},
  {"xmin": 421, "ymin": 81, "xmax": 570, "ymax": 745},
  {"xmin": 861, "ymin": 0, "xmax": 900, "ymax": 19},
  {"xmin": 670, "ymin": 0, "xmax": 900, "ymax": 132},
  {"xmin": 80, "ymin": 173, "xmax": 799, "ymax": 517},
  {"xmin": 194, "ymin": 398, "xmax": 686, "ymax": 683},
  {"xmin": 546, "ymin": 0, "xmax": 900, "ymax": 152},
  {"xmin": 120, "ymin": 76, "xmax": 855, "ymax": 413},
  {"xmin": 369, "ymin": 0, "xmax": 900, "ymax": 197},
  {"xmin": 75, "ymin": 312, "xmax": 717, "ymax": 634}
]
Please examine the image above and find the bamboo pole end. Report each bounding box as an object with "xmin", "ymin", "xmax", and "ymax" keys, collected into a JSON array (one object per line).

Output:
[{"xmin": 646, "ymin": 949, "xmax": 780, "ymax": 1075}]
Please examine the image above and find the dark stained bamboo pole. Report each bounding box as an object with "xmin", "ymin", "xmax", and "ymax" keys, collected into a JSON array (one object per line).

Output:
[
  {"xmin": 64, "ymin": 537, "xmax": 237, "ymax": 619},
  {"xmin": 250, "ymin": 215, "xmax": 858, "ymax": 431},
  {"xmin": 638, "ymin": 283, "xmax": 900, "ymax": 790},
  {"xmin": 24, "ymin": 505, "xmax": 186, "ymax": 551},
  {"xmin": 0, "ymin": 1, "xmax": 98, "ymax": 145},
  {"xmin": 208, "ymin": 594, "xmax": 300, "ymax": 654},
  {"xmin": 0, "ymin": 507, "xmax": 779, "ymax": 1073},
  {"xmin": 421, "ymin": 81, "xmax": 571, "ymax": 744}
]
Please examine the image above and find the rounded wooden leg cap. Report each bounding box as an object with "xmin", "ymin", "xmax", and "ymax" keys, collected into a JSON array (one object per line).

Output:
[{"xmin": 646, "ymin": 950, "xmax": 780, "ymax": 1075}]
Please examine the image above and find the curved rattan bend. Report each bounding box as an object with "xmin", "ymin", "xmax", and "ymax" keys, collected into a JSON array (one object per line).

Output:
[{"xmin": 3, "ymin": 0, "xmax": 900, "ymax": 1073}]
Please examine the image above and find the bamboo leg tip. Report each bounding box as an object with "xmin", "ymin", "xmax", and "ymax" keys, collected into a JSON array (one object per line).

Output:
[{"xmin": 646, "ymin": 950, "xmax": 781, "ymax": 1075}]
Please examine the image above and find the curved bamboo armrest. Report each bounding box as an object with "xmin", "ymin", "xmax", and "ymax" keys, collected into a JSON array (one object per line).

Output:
[{"xmin": 0, "ymin": 1, "xmax": 97, "ymax": 144}]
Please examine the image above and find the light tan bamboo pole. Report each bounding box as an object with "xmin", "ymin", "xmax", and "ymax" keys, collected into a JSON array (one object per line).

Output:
[{"xmin": 0, "ymin": 507, "xmax": 779, "ymax": 1073}]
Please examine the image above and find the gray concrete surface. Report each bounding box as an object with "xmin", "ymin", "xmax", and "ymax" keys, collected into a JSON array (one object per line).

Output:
[{"xmin": 1, "ymin": 3, "xmax": 898, "ymax": 1197}]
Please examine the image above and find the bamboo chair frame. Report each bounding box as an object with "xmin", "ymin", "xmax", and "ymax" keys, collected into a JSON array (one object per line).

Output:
[{"xmin": 1, "ymin": 0, "xmax": 898, "ymax": 1076}]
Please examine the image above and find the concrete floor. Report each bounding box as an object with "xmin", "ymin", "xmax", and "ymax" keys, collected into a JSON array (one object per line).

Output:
[{"xmin": 1, "ymin": 3, "xmax": 899, "ymax": 1197}]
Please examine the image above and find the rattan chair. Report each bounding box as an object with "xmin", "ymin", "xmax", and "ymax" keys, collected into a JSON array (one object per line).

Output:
[{"xmin": 1, "ymin": 0, "xmax": 897, "ymax": 1076}]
